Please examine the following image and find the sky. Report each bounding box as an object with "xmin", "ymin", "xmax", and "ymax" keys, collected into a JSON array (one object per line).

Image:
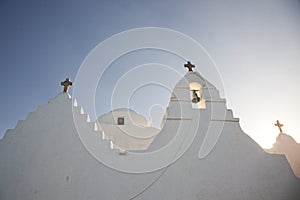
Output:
[{"xmin": 0, "ymin": 0, "xmax": 300, "ymax": 148}]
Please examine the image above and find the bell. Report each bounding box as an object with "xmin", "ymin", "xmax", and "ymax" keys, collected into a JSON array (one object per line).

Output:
[
  {"xmin": 192, "ymin": 97, "xmax": 200, "ymax": 103},
  {"xmin": 191, "ymin": 90, "xmax": 201, "ymax": 103}
]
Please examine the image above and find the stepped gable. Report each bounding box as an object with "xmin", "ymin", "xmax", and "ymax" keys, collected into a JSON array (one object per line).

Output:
[
  {"xmin": 0, "ymin": 93, "xmax": 164, "ymax": 200},
  {"xmin": 1, "ymin": 67, "xmax": 300, "ymax": 199}
]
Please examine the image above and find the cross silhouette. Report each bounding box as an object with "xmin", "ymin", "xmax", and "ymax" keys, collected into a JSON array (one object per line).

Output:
[
  {"xmin": 274, "ymin": 120, "xmax": 283, "ymax": 133},
  {"xmin": 184, "ymin": 61, "xmax": 195, "ymax": 72},
  {"xmin": 61, "ymin": 78, "xmax": 73, "ymax": 93}
]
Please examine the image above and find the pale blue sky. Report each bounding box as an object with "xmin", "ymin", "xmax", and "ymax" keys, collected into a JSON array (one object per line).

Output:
[{"xmin": 1, "ymin": 0, "xmax": 300, "ymax": 148}]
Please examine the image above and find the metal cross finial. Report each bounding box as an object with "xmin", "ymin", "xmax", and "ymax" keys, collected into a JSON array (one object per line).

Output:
[
  {"xmin": 61, "ymin": 78, "xmax": 73, "ymax": 93},
  {"xmin": 274, "ymin": 120, "xmax": 283, "ymax": 133},
  {"xmin": 184, "ymin": 61, "xmax": 195, "ymax": 72}
]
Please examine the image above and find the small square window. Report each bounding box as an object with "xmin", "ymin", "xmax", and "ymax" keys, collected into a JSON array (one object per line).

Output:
[{"xmin": 117, "ymin": 117, "xmax": 124, "ymax": 125}]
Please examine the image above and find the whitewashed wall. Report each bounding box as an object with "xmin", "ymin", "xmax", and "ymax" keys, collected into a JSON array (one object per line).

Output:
[{"xmin": 0, "ymin": 72, "xmax": 299, "ymax": 200}]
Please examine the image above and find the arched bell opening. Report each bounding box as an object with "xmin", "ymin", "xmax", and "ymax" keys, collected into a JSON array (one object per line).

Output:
[{"xmin": 189, "ymin": 82, "xmax": 206, "ymax": 109}]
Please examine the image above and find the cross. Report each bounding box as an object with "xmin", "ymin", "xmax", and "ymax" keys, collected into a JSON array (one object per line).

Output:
[
  {"xmin": 184, "ymin": 61, "xmax": 195, "ymax": 72},
  {"xmin": 61, "ymin": 78, "xmax": 73, "ymax": 93},
  {"xmin": 274, "ymin": 120, "xmax": 283, "ymax": 133}
]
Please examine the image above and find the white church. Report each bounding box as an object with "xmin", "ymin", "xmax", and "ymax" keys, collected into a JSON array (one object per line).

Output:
[
  {"xmin": 0, "ymin": 62, "xmax": 300, "ymax": 200},
  {"xmin": 266, "ymin": 121, "xmax": 300, "ymax": 179}
]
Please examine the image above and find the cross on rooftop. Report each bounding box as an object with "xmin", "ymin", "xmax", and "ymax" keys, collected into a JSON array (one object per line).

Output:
[
  {"xmin": 61, "ymin": 78, "xmax": 73, "ymax": 93},
  {"xmin": 184, "ymin": 61, "xmax": 195, "ymax": 72},
  {"xmin": 274, "ymin": 120, "xmax": 283, "ymax": 133}
]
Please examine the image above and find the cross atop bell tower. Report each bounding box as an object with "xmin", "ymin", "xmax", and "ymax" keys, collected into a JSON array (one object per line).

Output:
[{"xmin": 184, "ymin": 61, "xmax": 195, "ymax": 72}]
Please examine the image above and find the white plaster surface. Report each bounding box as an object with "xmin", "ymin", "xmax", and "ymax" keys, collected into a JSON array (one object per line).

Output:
[
  {"xmin": 266, "ymin": 133, "xmax": 300, "ymax": 179},
  {"xmin": 97, "ymin": 108, "xmax": 159, "ymax": 151},
  {"xmin": 0, "ymin": 72, "xmax": 299, "ymax": 200}
]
